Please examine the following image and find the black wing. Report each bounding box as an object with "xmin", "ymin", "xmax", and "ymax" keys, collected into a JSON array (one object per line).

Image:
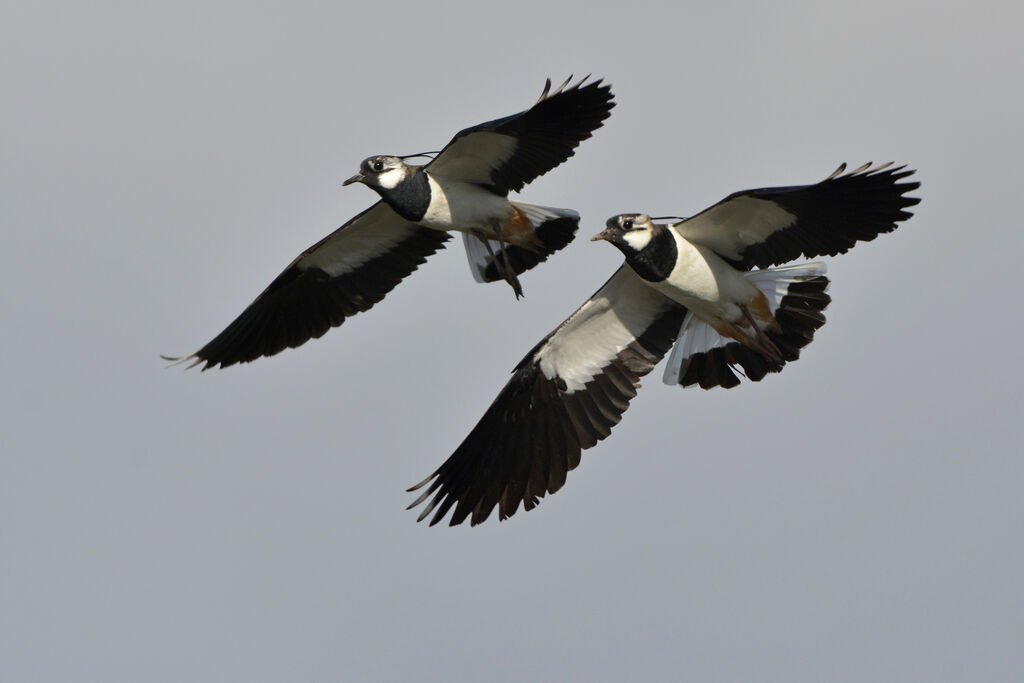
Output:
[
  {"xmin": 407, "ymin": 267, "xmax": 687, "ymax": 526},
  {"xmin": 676, "ymin": 162, "xmax": 920, "ymax": 270},
  {"xmin": 166, "ymin": 202, "xmax": 449, "ymax": 370},
  {"xmin": 425, "ymin": 76, "xmax": 615, "ymax": 194}
]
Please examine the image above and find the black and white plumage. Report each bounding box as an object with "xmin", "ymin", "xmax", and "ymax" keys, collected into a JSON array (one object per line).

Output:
[
  {"xmin": 408, "ymin": 162, "xmax": 920, "ymax": 526},
  {"xmin": 407, "ymin": 265, "xmax": 687, "ymax": 527},
  {"xmin": 592, "ymin": 215, "xmax": 833, "ymax": 390},
  {"xmin": 166, "ymin": 77, "xmax": 614, "ymax": 370}
]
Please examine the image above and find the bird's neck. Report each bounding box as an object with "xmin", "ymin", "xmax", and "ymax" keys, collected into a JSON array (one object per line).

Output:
[
  {"xmin": 377, "ymin": 167, "xmax": 431, "ymax": 222},
  {"xmin": 625, "ymin": 226, "xmax": 678, "ymax": 282}
]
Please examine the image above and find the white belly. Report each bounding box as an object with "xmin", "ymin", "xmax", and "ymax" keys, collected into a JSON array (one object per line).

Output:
[
  {"xmin": 421, "ymin": 176, "xmax": 513, "ymax": 231},
  {"xmin": 651, "ymin": 231, "xmax": 759, "ymax": 323}
]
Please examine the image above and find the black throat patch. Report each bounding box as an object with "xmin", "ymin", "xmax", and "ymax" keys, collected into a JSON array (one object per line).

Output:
[
  {"xmin": 378, "ymin": 168, "xmax": 431, "ymax": 222},
  {"xmin": 625, "ymin": 226, "xmax": 677, "ymax": 282}
]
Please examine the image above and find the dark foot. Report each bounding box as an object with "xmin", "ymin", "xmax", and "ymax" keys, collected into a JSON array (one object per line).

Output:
[{"xmin": 491, "ymin": 225, "xmax": 524, "ymax": 299}]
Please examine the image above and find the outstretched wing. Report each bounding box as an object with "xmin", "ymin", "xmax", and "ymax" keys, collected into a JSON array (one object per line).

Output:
[
  {"xmin": 425, "ymin": 76, "xmax": 615, "ymax": 194},
  {"xmin": 407, "ymin": 266, "xmax": 687, "ymax": 526},
  {"xmin": 675, "ymin": 162, "xmax": 920, "ymax": 269},
  {"xmin": 166, "ymin": 202, "xmax": 449, "ymax": 370}
]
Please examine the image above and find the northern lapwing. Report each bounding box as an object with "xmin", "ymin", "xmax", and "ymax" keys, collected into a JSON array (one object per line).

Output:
[
  {"xmin": 165, "ymin": 76, "xmax": 614, "ymax": 369},
  {"xmin": 407, "ymin": 162, "xmax": 920, "ymax": 526}
]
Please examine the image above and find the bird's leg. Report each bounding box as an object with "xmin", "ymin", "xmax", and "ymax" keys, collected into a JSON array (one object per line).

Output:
[
  {"xmin": 474, "ymin": 231, "xmax": 500, "ymax": 275},
  {"xmin": 491, "ymin": 223, "xmax": 524, "ymax": 299},
  {"xmin": 473, "ymin": 230, "xmax": 524, "ymax": 298},
  {"xmin": 739, "ymin": 304, "xmax": 783, "ymax": 362}
]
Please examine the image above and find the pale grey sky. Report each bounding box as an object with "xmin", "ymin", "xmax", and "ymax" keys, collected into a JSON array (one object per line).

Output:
[{"xmin": 3, "ymin": 1, "xmax": 1022, "ymax": 681}]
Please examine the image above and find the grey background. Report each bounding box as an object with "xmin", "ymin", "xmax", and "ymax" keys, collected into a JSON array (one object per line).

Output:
[{"xmin": 3, "ymin": 1, "xmax": 1022, "ymax": 681}]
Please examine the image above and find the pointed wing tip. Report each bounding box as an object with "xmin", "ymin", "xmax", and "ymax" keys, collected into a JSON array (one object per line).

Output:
[
  {"xmin": 160, "ymin": 353, "xmax": 207, "ymax": 370},
  {"xmin": 827, "ymin": 162, "xmax": 848, "ymax": 179},
  {"xmin": 412, "ymin": 498, "xmax": 438, "ymax": 524},
  {"xmin": 540, "ymin": 74, "xmax": 613, "ymax": 101},
  {"xmin": 849, "ymin": 161, "xmax": 874, "ymax": 175},
  {"xmin": 536, "ymin": 78, "xmax": 553, "ymax": 103},
  {"xmin": 406, "ymin": 471, "xmax": 436, "ymax": 493},
  {"xmin": 407, "ymin": 483, "xmax": 497, "ymax": 528},
  {"xmin": 827, "ymin": 161, "xmax": 920, "ymax": 188},
  {"xmin": 407, "ymin": 474, "xmax": 452, "ymax": 525}
]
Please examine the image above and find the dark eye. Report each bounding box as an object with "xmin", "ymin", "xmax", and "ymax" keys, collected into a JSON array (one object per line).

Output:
[
  {"xmin": 371, "ymin": 159, "xmax": 384, "ymax": 172},
  {"xmin": 622, "ymin": 217, "xmax": 634, "ymax": 230}
]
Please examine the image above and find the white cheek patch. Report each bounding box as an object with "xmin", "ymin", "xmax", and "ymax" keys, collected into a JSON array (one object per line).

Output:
[
  {"xmin": 376, "ymin": 166, "xmax": 406, "ymax": 190},
  {"xmin": 622, "ymin": 229, "xmax": 653, "ymax": 251}
]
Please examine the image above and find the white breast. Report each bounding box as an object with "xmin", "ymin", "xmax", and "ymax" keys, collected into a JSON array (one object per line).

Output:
[
  {"xmin": 651, "ymin": 228, "xmax": 759, "ymax": 321},
  {"xmin": 422, "ymin": 175, "xmax": 512, "ymax": 231}
]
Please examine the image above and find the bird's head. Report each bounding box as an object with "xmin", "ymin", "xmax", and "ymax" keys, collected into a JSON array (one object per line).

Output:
[
  {"xmin": 591, "ymin": 213, "xmax": 657, "ymax": 255},
  {"xmin": 343, "ymin": 155, "xmax": 411, "ymax": 191}
]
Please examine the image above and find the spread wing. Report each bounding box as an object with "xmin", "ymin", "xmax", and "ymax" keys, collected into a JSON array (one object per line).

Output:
[
  {"xmin": 407, "ymin": 266, "xmax": 687, "ymax": 526},
  {"xmin": 675, "ymin": 162, "xmax": 920, "ymax": 269},
  {"xmin": 166, "ymin": 202, "xmax": 450, "ymax": 370},
  {"xmin": 425, "ymin": 76, "xmax": 615, "ymax": 194}
]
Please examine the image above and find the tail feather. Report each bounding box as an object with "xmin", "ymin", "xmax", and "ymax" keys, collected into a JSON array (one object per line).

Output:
[
  {"xmin": 463, "ymin": 202, "xmax": 579, "ymax": 283},
  {"xmin": 663, "ymin": 263, "xmax": 831, "ymax": 389}
]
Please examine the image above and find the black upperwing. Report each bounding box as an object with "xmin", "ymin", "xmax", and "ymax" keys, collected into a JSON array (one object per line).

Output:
[
  {"xmin": 165, "ymin": 202, "xmax": 449, "ymax": 370},
  {"xmin": 676, "ymin": 162, "xmax": 920, "ymax": 270},
  {"xmin": 425, "ymin": 76, "xmax": 615, "ymax": 195}
]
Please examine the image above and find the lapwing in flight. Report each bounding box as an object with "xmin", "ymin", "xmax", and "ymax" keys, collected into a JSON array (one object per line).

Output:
[
  {"xmin": 165, "ymin": 76, "xmax": 614, "ymax": 369},
  {"xmin": 407, "ymin": 162, "xmax": 920, "ymax": 526}
]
